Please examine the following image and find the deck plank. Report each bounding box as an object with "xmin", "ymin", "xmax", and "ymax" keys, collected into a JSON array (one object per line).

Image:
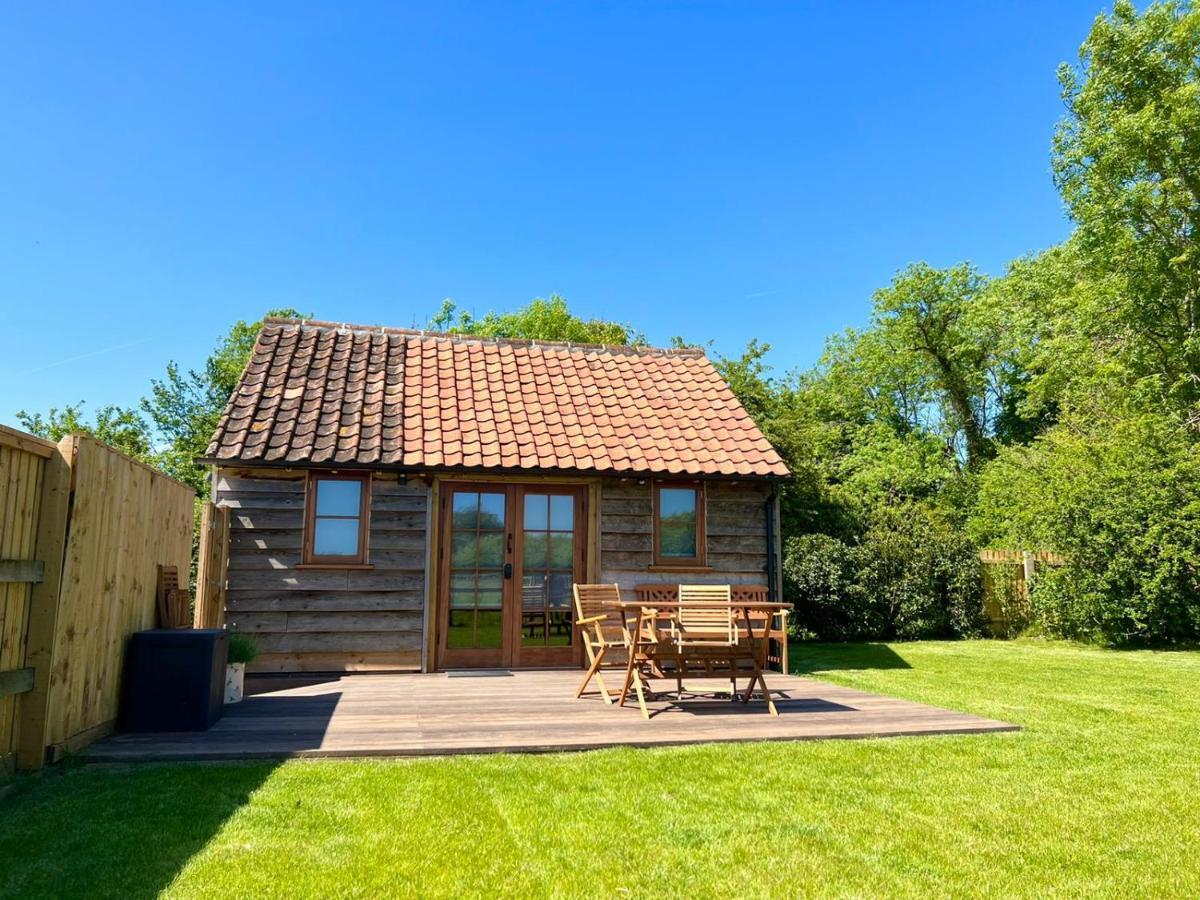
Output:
[{"xmin": 83, "ymin": 670, "xmax": 1018, "ymax": 762}]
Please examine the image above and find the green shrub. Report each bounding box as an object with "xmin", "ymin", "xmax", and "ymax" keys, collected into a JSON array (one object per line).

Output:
[
  {"xmin": 972, "ymin": 404, "xmax": 1200, "ymax": 645},
  {"xmin": 227, "ymin": 632, "xmax": 259, "ymax": 665},
  {"xmin": 782, "ymin": 533, "xmax": 872, "ymax": 641},
  {"xmin": 784, "ymin": 506, "xmax": 985, "ymax": 641}
]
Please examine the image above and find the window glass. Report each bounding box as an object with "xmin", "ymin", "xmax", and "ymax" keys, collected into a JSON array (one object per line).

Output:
[
  {"xmin": 549, "ymin": 494, "xmax": 574, "ymax": 530},
  {"xmin": 479, "ymin": 492, "xmax": 506, "ymax": 529},
  {"xmin": 308, "ymin": 477, "xmax": 367, "ymax": 561},
  {"xmin": 313, "ymin": 519, "xmax": 360, "ymax": 557},
  {"xmin": 658, "ymin": 487, "xmax": 698, "ymax": 559},
  {"xmin": 521, "ymin": 491, "xmax": 577, "ymax": 648},
  {"xmin": 316, "ymin": 479, "xmax": 361, "ymax": 517}
]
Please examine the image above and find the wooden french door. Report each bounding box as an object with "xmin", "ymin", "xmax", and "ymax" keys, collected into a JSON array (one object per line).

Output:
[{"xmin": 438, "ymin": 482, "xmax": 587, "ymax": 669}]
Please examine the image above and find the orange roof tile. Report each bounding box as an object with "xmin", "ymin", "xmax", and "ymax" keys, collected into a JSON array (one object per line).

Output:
[{"xmin": 204, "ymin": 318, "xmax": 790, "ymax": 478}]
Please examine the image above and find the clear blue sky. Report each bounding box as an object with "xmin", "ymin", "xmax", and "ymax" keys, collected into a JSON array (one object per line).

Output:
[{"xmin": 1, "ymin": 1, "xmax": 1106, "ymax": 427}]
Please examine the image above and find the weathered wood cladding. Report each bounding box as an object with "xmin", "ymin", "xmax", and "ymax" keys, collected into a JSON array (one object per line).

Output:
[
  {"xmin": 599, "ymin": 479, "xmax": 772, "ymax": 591},
  {"xmin": 216, "ymin": 469, "xmax": 429, "ymax": 673}
]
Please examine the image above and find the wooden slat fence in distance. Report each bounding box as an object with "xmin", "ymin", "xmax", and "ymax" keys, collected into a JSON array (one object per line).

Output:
[{"xmin": 979, "ymin": 549, "xmax": 1065, "ymax": 637}]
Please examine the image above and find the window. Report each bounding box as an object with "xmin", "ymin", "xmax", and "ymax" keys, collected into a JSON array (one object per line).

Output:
[
  {"xmin": 303, "ymin": 473, "xmax": 371, "ymax": 565},
  {"xmin": 653, "ymin": 482, "xmax": 706, "ymax": 566}
]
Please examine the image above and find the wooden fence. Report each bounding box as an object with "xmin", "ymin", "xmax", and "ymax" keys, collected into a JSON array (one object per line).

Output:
[
  {"xmin": 979, "ymin": 549, "xmax": 1065, "ymax": 637},
  {"xmin": 194, "ymin": 501, "xmax": 230, "ymax": 629},
  {"xmin": 0, "ymin": 426, "xmax": 194, "ymax": 773}
]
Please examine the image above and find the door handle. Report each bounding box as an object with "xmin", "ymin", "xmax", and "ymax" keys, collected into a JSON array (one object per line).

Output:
[
  {"xmin": 504, "ymin": 563, "xmax": 513, "ymax": 580},
  {"xmin": 507, "ymin": 532, "xmax": 513, "ymax": 554}
]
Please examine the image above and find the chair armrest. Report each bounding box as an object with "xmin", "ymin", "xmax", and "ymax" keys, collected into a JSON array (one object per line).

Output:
[{"xmin": 576, "ymin": 614, "xmax": 606, "ymax": 626}]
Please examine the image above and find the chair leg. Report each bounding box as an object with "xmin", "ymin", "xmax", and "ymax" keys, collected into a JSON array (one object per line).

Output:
[
  {"xmin": 593, "ymin": 669, "xmax": 612, "ymax": 705},
  {"xmin": 631, "ymin": 663, "xmax": 651, "ymax": 719},
  {"xmin": 576, "ymin": 645, "xmax": 609, "ymax": 702},
  {"xmin": 619, "ymin": 653, "xmax": 637, "ymax": 708}
]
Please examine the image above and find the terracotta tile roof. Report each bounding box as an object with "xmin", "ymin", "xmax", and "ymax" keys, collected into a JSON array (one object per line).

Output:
[{"xmin": 204, "ymin": 318, "xmax": 790, "ymax": 478}]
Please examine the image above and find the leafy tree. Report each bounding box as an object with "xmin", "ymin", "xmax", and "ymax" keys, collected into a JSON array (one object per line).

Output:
[
  {"xmin": 429, "ymin": 295, "xmax": 643, "ymax": 345},
  {"xmin": 142, "ymin": 308, "xmax": 306, "ymax": 494},
  {"xmin": 865, "ymin": 262, "xmax": 1002, "ymax": 470},
  {"xmin": 1054, "ymin": 0, "xmax": 1200, "ymax": 416},
  {"xmin": 16, "ymin": 402, "xmax": 154, "ymax": 461}
]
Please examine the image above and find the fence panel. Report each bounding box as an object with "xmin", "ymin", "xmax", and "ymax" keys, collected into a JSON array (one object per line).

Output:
[
  {"xmin": 1, "ymin": 429, "xmax": 197, "ymax": 771},
  {"xmin": 40, "ymin": 436, "xmax": 194, "ymax": 754},
  {"xmin": 979, "ymin": 549, "xmax": 1065, "ymax": 637},
  {"xmin": 0, "ymin": 426, "xmax": 54, "ymax": 774}
]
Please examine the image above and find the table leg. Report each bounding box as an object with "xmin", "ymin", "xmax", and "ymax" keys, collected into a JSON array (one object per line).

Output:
[{"xmin": 740, "ymin": 606, "xmax": 778, "ymax": 715}]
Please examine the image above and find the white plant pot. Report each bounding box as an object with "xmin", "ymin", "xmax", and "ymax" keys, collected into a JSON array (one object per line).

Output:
[{"xmin": 225, "ymin": 662, "xmax": 245, "ymax": 704}]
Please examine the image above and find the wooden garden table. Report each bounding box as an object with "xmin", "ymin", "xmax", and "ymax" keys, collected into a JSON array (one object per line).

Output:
[{"xmin": 614, "ymin": 598, "xmax": 792, "ymax": 719}]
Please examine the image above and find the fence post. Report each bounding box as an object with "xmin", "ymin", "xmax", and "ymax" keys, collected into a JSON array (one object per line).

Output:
[
  {"xmin": 194, "ymin": 502, "xmax": 229, "ymax": 629},
  {"xmin": 16, "ymin": 436, "xmax": 75, "ymax": 770}
]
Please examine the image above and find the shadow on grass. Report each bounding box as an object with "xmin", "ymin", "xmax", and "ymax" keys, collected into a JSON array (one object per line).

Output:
[
  {"xmin": 0, "ymin": 760, "xmax": 280, "ymax": 899},
  {"xmin": 788, "ymin": 642, "xmax": 912, "ymax": 674},
  {"xmin": 1, "ymin": 679, "xmax": 346, "ymax": 899}
]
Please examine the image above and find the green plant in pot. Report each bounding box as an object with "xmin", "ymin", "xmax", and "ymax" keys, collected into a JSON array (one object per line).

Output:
[{"xmin": 225, "ymin": 632, "xmax": 259, "ymax": 704}]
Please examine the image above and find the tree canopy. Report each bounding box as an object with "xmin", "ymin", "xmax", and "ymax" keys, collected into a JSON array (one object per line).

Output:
[{"xmin": 429, "ymin": 295, "xmax": 643, "ymax": 345}]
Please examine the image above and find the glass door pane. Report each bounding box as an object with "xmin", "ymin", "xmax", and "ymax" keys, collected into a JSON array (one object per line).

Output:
[
  {"xmin": 520, "ymin": 492, "xmax": 576, "ymax": 648},
  {"xmin": 446, "ymin": 490, "xmax": 507, "ymax": 651}
]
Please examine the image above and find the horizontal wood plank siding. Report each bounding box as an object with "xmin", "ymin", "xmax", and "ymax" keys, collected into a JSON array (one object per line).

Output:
[
  {"xmin": 599, "ymin": 480, "xmax": 771, "ymax": 591},
  {"xmin": 217, "ymin": 469, "xmax": 429, "ymax": 673}
]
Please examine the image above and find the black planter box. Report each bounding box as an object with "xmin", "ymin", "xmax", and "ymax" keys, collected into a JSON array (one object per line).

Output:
[{"xmin": 121, "ymin": 629, "xmax": 228, "ymax": 732}]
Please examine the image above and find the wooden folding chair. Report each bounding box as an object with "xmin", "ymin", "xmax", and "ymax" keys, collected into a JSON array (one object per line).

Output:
[
  {"xmin": 573, "ymin": 583, "xmax": 629, "ymax": 704},
  {"xmin": 156, "ymin": 564, "xmax": 191, "ymax": 629},
  {"xmin": 667, "ymin": 584, "xmax": 738, "ymax": 697},
  {"xmin": 673, "ymin": 584, "xmax": 737, "ymax": 648}
]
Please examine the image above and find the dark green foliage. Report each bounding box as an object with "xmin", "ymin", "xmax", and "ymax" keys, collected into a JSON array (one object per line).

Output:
[
  {"xmin": 973, "ymin": 402, "xmax": 1200, "ymax": 645},
  {"xmin": 784, "ymin": 509, "xmax": 985, "ymax": 642},
  {"xmin": 227, "ymin": 632, "xmax": 259, "ymax": 665}
]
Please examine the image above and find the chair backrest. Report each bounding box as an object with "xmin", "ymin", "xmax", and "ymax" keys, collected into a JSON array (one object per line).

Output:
[
  {"xmin": 678, "ymin": 584, "xmax": 732, "ymax": 604},
  {"xmin": 573, "ymin": 583, "xmax": 625, "ymax": 643},
  {"xmin": 676, "ymin": 584, "xmax": 735, "ymax": 643}
]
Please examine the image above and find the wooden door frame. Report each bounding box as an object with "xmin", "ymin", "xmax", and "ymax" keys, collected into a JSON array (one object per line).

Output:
[
  {"xmin": 436, "ymin": 481, "xmax": 513, "ymax": 670},
  {"xmin": 431, "ymin": 475, "xmax": 598, "ymax": 671}
]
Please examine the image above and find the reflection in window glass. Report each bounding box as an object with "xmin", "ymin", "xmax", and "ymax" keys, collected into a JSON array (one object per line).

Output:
[
  {"xmin": 448, "ymin": 489, "xmax": 507, "ymax": 650},
  {"xmin": 315, "ymin": 479, "xmax": 361, "ymax": 516},
  {"xmin": 658, "ymin": 487, "xmax": 698, "ymax": 559},
  {"xmin": 309, "ymin": 477, "xmax": 366, "ymax": 560},
  {"xmin": 313, "ymin": 519, "xmax": 360, "ymax": 557},
  {"xmin": 522, "ymin": 493, "xmax": 576, "ymax": 648},
  {"xmin": 550, "ymin": 494, "xmax": 573, "ymax": 530}
]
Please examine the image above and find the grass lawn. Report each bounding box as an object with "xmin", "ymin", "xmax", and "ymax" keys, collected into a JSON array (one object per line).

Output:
[{"xmin": 2, "ymin": 640, "xmax": 1198, "ymax": 898}]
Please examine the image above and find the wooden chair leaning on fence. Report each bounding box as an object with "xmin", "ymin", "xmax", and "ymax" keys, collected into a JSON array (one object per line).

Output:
[
  {"xmin": 156, "ymin": 565, "xmax": 191, "ymax": 629},
  {"xmin": 573, "ymin": 583, "xmax": 630, "ymax": 704}
]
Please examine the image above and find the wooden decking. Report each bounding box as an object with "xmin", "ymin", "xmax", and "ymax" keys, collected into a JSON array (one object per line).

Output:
[{"xmin": 84, "ymin": 670, "xmax": 1017, "ymax": 761}]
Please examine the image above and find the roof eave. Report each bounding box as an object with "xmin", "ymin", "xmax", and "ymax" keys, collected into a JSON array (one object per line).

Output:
[{"xmin": 194, "ymin": 455, "xmax": 790, "ymax": 482}]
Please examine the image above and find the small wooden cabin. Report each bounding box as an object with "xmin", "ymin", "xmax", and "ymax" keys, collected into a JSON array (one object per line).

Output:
[{"xmin": 201, "ymin": 318, "xmax": 789, "ymax": 673}]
